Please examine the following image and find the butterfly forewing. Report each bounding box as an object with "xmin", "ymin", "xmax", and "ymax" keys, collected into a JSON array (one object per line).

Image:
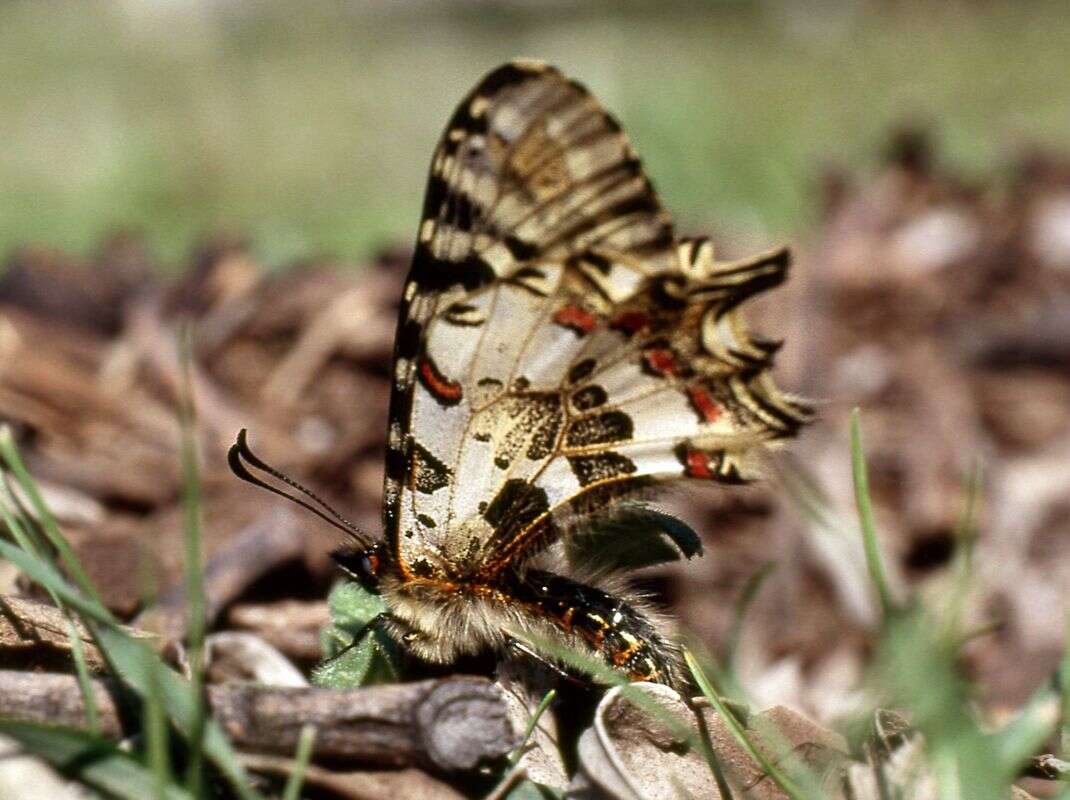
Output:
[{"xmin": 384, "ymin": 61, "xmax": 810, "ymax": 582}]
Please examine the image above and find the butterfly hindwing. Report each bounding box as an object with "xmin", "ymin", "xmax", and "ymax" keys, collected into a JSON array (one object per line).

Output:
[{"xmin": 384, "ymin": 61, "xmax": 810, "ymax": 581}]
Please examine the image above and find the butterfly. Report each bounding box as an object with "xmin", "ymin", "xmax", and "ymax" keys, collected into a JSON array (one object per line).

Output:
[{"xmin": 230, "ymin": 60, "xmax": 810, "ymax": 688}]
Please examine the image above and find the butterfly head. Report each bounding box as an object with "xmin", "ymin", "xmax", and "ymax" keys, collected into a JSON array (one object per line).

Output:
[{"xmin": 331, "ymin": 542, "xmax": 390, "ymax": 592}]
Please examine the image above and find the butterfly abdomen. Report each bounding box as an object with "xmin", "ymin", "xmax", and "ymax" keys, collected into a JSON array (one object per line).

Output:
[{"xmin": 508, "ymin": 569, "xmax": 683, "ymax": 686}]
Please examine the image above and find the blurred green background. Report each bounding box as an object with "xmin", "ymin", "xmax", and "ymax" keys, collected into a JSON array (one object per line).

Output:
[{"xmin": 2, "ymin": 0, "xmax": 1068, "ymax": 267}]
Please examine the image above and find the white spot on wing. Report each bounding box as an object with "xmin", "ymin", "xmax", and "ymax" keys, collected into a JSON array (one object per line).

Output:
[
  {"xmin": 469, "ymin": 95, "xmax": 490, "ymax": 118},
  {"xmin": 426, "ymin": 292, "xmax": 491, "ymax": 380},
  {"xmin": 535, "ymin": 457, "xmax": 582, "ymax": 509},
  {"xmin": 394, "ymin": 357, "xmax": 410, "ymax": 386},
  {"xmin": 449, "ymin": 437, "xmax": 499, "ymax": 524}
]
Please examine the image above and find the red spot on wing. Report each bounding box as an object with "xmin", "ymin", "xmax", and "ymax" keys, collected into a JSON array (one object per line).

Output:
[
  {"xmin": 418, "ymin": 357, "xmax": 463, "ymax": 405},
  {"xmin": 642, "ymin": 347, "xmax": 679, "ymax": 377},
  {"xmin": 554, "ymin": 304, "xmax": 598, "ymax": 335},
  {"xmin": 684, "ymin": 448, "xmax": 715, "ymax": 480},
  {"xmin": 686, "ymin": 385, "xmax": 722, "ymax": 423},
  {"xmin": 610, "ymin": 311, "xmax": 649, "ymax": 336}
]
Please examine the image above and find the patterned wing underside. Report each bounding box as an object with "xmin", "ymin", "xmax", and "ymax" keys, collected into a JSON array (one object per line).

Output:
[{"xmin": 383, "ymin": 61, "xmax": 811, "ymax": 581}]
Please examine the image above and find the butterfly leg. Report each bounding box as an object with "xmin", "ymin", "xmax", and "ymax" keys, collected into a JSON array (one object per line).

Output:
[
  {"xmin": 503, "ymin": 634, "xmax": 597, "ymax": 689},
  {"xmin": 320, "ymin": 611, "xmax": 394, "ymax": 666}
]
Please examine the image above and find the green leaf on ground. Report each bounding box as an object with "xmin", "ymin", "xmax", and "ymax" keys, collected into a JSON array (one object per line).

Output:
[
  {"xmin": 313, "ymin": 581, "xmax": 399, "ymax": 688},
  {"xmin": 504, "ymin": 779, "xmax": 564, "ymax": 799}
]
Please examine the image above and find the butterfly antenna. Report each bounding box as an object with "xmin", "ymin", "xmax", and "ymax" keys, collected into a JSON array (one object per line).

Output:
[{"xmin": 228, "ymin": 429, "xmax": 371, "ymax": 547}]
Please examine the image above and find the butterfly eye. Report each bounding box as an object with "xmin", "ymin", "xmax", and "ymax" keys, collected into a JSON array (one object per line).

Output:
[{"xmin": 362, "ymin": 553, "xmax": 380, "ymax": 577}]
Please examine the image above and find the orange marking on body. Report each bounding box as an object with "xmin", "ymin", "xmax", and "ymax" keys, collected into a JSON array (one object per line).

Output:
[
  {"xmin": 554, "ymin": 304, "xmax": 598, "ymax": 335},
  {"xmin": 611, "ymin": 642, "xmax": 639, "ymax": 667},
  {"xmin": 610, "ymin": 310, "xmax": 649, "ymax": 335},
  {"xmin": 577, "ymin": 622, "xmax": 607, "ymax": 648},
  {"xmin": 419, "ymin": 357, "xmax": 463, "ymax": 404},
  {"xmin": 686, "ymin": 385, "xmax": 722, "ymax": 423},
  {"xmin": 643, "ymin": 348, "xmax": 679, "ymax": 377},
  {"xmin": 561, "ymin": 607, "xmax": 575, "ymax": 630},
  {"xmin": 684, "ymin": 448, "xmax": 715, "ymax": 480},
  {"xmin": 405, "ymin": 576, "xmax": 511, "ymax": 605}
]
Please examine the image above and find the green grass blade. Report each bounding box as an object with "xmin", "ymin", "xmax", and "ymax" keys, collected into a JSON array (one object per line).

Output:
[
  {"xmin": 0, "ymin": 543, "xmax": 121, "ymax": 745},
  {"xmin": 0, "ymin": 474, "xmax": 46, "ymax": 556},
  {"xmin": 685, "ymin": 650, "xmax": 817, "ymax": 800},
  {"xmin": 0, "ymin": 537, "xmax": 117, "ymax": 627},
  {"xmin": 508, "ymin": 689, "xmax": 556, "ymax": 767},
  {"xmin": 0, "ymin": 538, "xmax": 118, "ymax": 743},
  {"xmin": 504, "ymin": 627, "xmax": 627, "ymax": 688},
  {"xmin": 725, "ymin": 562, "xmax": 777, "ymax": 676},
  {"xmin": 0, "ymin": 539, "xmax": 111, "ymax": 736},
  {"xmin": 1063, "ymin": 615, "xmax": 1070, "ymax": 761},
  {"xmin": 0, "ymin": 426, "xmax": 103, "ymax": 607},
  {"xmin": 93, "ymin": 624, "xmax": 264, "ymax": 800},
  {"xmin": 143, "ymin": 644, "xmax": 173, "ymax": 799},
  {"xmin": 0, "ymin": 479, "xmax": 102, "ymax": 733},
  {"xmin": 774, "ymin": 455, "xmax": 845, "ymax": 537},
  {"xmin": 0, "ymin": 719, "xmax": 194, "ymax": 800},
  {"xmin": 993, "ymin": 687, "xmax": 1059, "ymax": 779},
  {"xmin": 849, "ymin": 409, "xmax": 896, "ymax": 618},
  {"xmin": 946, "ymin": 460, "xmax": 984, "ymax": 641},
  {"xmin": 65, "ymin": 615, "xmax": 102, "ymax": 734},
  {"xmin": 0, "ymin": 420, "xmax": 264, "ymax": 799},
  {"xmin": 952, "ymin": 459, "xmax": 983, "ymax": 546},
  {"xmin": 177, "ymin": 326, "xmax": 208, "ymax": 798},
  {"xmin": 0, "ymin": 538, "xmax": 263, "ymax": 800},
  {"xmin": 281, "ymin": 724, "xmax": 316, "ymax": 800},
  {"xmin": 876, "ymin": 610, "xmax": 1004, "ymax": 800}
]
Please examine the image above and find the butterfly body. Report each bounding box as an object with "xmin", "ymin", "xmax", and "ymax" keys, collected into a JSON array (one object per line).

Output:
[
  {"xmin": 335, "ymin": 542, "xmax": 683, "ymax": 684},
  {"xmin": 232, "ymin": 60, "xmax": 810, "ymax": 689}
]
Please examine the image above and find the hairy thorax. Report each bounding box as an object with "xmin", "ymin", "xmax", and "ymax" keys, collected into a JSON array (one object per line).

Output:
[{"xmin": 378, "ymin": 572, "xmax": 519, "ymax": 664}]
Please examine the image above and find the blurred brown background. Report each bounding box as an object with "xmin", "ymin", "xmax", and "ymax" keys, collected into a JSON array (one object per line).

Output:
[{"xmin": 1, "ymin": 0, "xmax": 1069, "ymax": 730}]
